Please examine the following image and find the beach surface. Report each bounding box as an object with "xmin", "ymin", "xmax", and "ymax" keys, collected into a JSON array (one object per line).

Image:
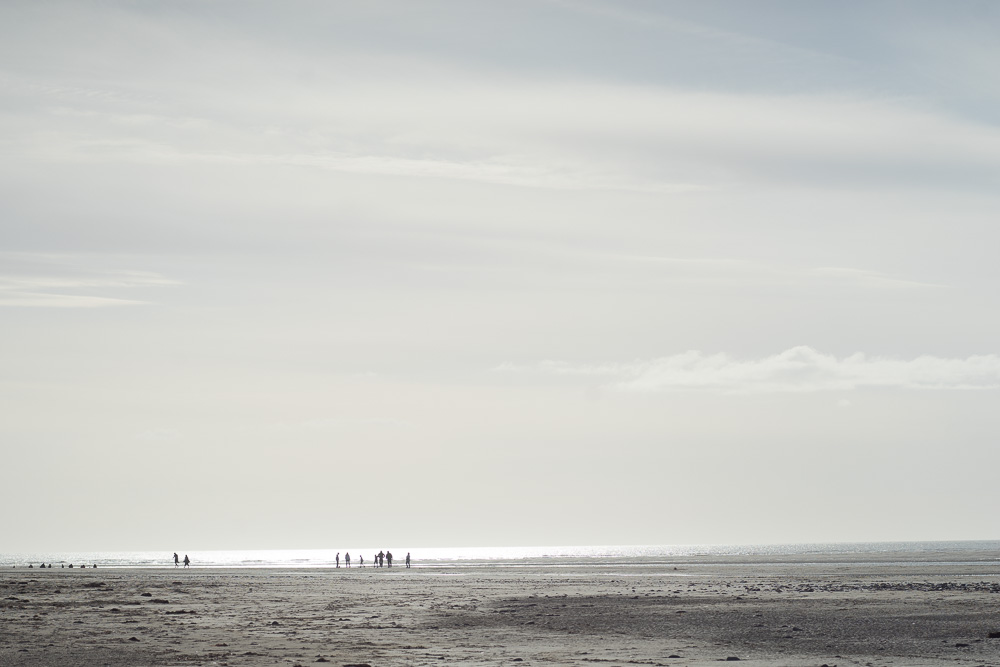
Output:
[{"xmin": 3, "ymin": 556, "xmax": 1000, "ymax": 667}]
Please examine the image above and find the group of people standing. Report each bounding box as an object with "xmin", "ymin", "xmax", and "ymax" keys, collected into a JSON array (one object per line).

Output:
[
  {"xmin": 172, "ymin": 552, "xmax": 190, "ymax": 567},
  {"xmin": 335, "ymin": 550, "xmax": 410, "ymax": 568}
]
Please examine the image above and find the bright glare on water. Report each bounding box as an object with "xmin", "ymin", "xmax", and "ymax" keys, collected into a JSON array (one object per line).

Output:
[{"xmin": 3, "ymin": 541, "xmax": 1000, "ymax": 569}]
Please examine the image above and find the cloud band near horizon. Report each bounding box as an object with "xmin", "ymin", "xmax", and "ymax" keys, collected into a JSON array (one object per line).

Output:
[{"xmin": 499, "ymin": 346, "xmax": 1000, "ymax": 393}]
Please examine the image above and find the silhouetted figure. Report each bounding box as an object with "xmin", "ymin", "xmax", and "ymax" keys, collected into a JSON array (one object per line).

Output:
[
  {"xmin": 183, "ymin": 555, "xmax": 190, "ymax": 567},
  {"xmin": 377, "ymin": 551, "xmax": 384, "ymax": 568},
  {"xmin": 406, "ymin": 553, "xmax": 410, "ymax": 568},
  {"xmin": 386, "ymin": 551, "xmax": 393, "ymax": 567},
  {"xmin": 359, "ymin": 555, "xmax": 364, "ymax": 568},
  {"xmin": 28, "ymin": 564, "xmax": 33, "ymax": 569},
  {"xmin": 68, "ymin": 564, "xmax": 73, "ymax": 568},
  {"xmin": 174, "ymin": 553, "xmax": 179, "ymax": 567},
  {"xmin": 336, "ymin": 552, "xmax": 340, "ymax": 568},
  {"xmin": 345, "ymin": 552, "xmax": 351, "ymax": 568}
]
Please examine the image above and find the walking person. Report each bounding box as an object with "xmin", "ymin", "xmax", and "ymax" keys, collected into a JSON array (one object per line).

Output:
[
  {"xmin": 345, "ymin": 552, "xmax": 351, "ymax": 568},
  {"xmin": 386, "ymin": 551, "xmax": 393, "ymax": 568},
  {"xmin": 336, "ymin": 552, "xmax": 340, "ymax": 568},
  {"xmin": 173, "ymin": 553, "xmax": 179, "ymax": 567},
  {"xmin": 377, "ymin": 551, "xmax": 384, "ymax": 568},
  {"xmin": 183, "ymin": 555, "xmax": 190, "ymax": 567},
  {"xmin": 406, "ymin": 552, "xmax": 410, "ymax": 568}
]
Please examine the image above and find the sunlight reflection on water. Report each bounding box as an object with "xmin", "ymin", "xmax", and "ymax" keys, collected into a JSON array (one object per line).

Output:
[{"xmin": 3, "ymin": 541, "xmax": 1000, "ymax": 569}]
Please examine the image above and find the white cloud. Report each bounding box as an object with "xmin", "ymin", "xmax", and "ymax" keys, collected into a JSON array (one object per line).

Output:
[
  {"xmin": 10, "ymin": 54, "xmax": 1000, "ymax": 195},
  {"xmin": 605, "ymin": 256, "xmax": 941, "ymax": 290},
  {"xmin": 548, "ymin": 0, "xmax": 851, "ymax": 68},
  {"xmin": 36, "ymin": 139, "xmax": 703, "ymax": 194},
  {"xmin": 0, "ymin": 292, "xmax": 147, "ymax": 308},
  {"xmin": 504, "ymin": 346, "xmax": 1000, "ymax": 393},
  {"xmin": 0, "ymin": 254, "xmax": 178, "ymax": 308}
]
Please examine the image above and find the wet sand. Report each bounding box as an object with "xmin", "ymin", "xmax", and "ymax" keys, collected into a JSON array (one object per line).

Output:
[{"xmin": 3, "ymin": 558, "xmax": 1000, "ymax": 666}]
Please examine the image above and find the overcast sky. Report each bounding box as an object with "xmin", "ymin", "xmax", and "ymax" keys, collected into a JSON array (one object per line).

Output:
[{"xmin": 3, "ymin": 1, "xmax": 1000, "ymax": 552}]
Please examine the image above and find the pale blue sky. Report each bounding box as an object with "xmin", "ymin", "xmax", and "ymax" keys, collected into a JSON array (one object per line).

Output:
[{"xmin": 2, "ymin": 1, "xmax": 1000, "ymax": 551}]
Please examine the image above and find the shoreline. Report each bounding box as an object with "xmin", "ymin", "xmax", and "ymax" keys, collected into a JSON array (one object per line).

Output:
[{"xmin": 4, "ymin": 540, "xmax": 999, "ymax": 570}]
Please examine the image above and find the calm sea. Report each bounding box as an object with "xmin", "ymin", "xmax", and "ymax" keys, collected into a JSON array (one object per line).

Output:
[{"xmin": 3, "ymin": 541, "xmax": 1000, "ymax": 569}]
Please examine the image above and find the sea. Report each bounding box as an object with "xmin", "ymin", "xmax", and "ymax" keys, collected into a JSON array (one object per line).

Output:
[{"xmin": 3, "ymin": 541, "xmax": 999, "ymax": 570}]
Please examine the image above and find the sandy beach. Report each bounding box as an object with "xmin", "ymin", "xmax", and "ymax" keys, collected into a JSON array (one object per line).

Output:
[{"xmin": 3, "ymin": 557, "xmax": 1000, "ymax": 667}]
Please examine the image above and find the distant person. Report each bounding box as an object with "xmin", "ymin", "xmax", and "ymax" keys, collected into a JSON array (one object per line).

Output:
[
  {"xmin": 174, "ymin": 553, "xmax": 179, "ymax": 567},
  {"xmin": 386, "ymin": 551, "xmax": 393, "ymax": 567},
  {"xmin": 359, "ymin": 555, "xmax": 364, "ymax": 568},
  {"xmin": 345, "ymin": 552, "xmax": 351, "ymax": 568},
  {"xmin": 377, "ymin": 551, "xmax": 384, "ymax": 568},
  {"xmin": 68, "ymin": 564, "xmax": 73, "ymax": 568},
  {"xmin": 336, "ymin": 552, "xmax": 340, "ymax": 568},
  {"xmin": 406, "ymin": 553, "xmax": 410, "ymax": 568},
  {"xmin": 183, "ymin": 555, "xmax": 190, "ymax": 567}
]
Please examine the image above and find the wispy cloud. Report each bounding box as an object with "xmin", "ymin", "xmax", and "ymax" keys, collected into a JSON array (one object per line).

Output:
[
  {"xmin": 499, "ymin": 346, "xmax": 1000, "ymax": 393},
  {"xmin": 547, "ymin": 0, "xmax": 853, "ymax": 68},
  {"xmin": 0, "ymin": 254, "xmax": 178, "ymax": 308},
  {"xmin": 605, "ymin": 256, "xmax": 941, "ymax": 290},
  {"xmin": 37, "ymin": 139, "xmax": 703, "ymax": 194},
  {"xmin": 12, "ymin": 58, "xmax": 1000, "ymax": 195},
  {"xmin": 0, "ymin": 292, "xmax": 148, "ymax": 308}
]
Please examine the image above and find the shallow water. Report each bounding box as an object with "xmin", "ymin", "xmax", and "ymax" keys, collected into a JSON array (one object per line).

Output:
[{"xmin": 4, "ymin": 540, "xmax": 1000, "ymax": 569}]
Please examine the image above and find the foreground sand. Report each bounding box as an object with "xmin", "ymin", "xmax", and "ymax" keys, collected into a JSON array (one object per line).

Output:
[{"xmin": 3, "ymin": 557, "xmax": 1000, "ymax": 666}]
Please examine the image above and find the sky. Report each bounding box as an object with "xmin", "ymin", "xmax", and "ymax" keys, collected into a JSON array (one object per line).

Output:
[{"xmin": 3, "ymin": 0, "xmax": 1000, "ymax": 552}]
